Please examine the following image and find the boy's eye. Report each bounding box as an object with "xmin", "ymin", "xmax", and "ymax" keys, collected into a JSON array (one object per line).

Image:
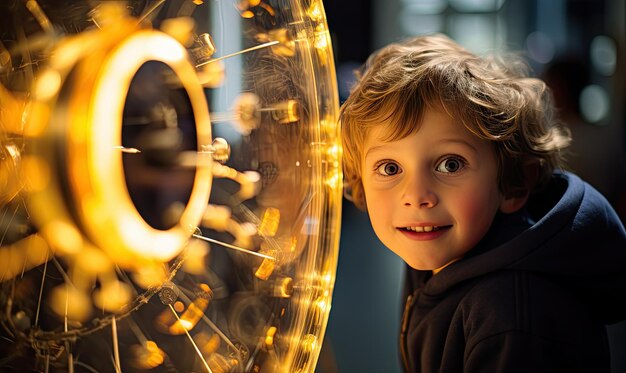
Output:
[
  {"xmin": 435, "ymin": 157, "xmax": 465, "ymax": 173},
  {"xmin": 375, "ymin": 161, "xmax": 401, "ymax": 176}
]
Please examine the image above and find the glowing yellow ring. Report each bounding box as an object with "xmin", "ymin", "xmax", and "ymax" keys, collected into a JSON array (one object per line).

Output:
[
  {"xmin": 83, "ymin": 30, "xmax": 212, "ymax": 262},
  {"xmin": 29, "ymin": 28, "xmax": 212, "ymax": 265}
]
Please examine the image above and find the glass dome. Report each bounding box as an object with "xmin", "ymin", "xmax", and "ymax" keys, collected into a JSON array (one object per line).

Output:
[{"xmin": 0, "ymin": 1, "xmax": 342, "ymax": 372}]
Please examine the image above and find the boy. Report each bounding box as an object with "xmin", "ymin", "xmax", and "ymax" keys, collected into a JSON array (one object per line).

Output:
[{"xmin": 340, "ymin": 34, "xmax": 626, "ymax": 372}]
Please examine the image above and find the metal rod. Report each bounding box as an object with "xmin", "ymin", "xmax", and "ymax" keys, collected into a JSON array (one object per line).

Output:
[
  {"xmin": 24, "ymin": 0, "xmax": 54, "ymax": 35},
  {"xmin": 112, "ymin": 316, "xmax": 121, "ymax": 373},
  {"xmin": 168, "ymin": 304, "xmax": 213, "ymax": 373},
  {"xmin": 137, "ymin": 0, "xmax": 166, "ymax": 23},
  {"xmin": 192, "ymin": 234, "xmax": 275, "ymax": 261},
  {"xmin": 197, "ymin": 41, "xmax": 279, "ymax": 67},
  {"xmin": 34, "ymin": 249, "xmax": 49, "ymax": 327},
  {"xmin": 113, "ymin": 146, "xmax": 141, "ymax": 154}
]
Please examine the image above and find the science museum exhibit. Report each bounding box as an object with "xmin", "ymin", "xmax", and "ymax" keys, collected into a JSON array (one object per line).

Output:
[{"xmin": 0, "ymin": 1, "xmax": 342, "ymax": 371}]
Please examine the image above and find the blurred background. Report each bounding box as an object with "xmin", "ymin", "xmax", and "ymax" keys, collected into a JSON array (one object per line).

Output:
[{"xmin": 318, "ymin": 0, "xmax": 626, "ymax": 372}]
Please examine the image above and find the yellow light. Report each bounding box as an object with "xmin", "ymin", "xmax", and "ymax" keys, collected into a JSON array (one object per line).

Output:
[
  {"xmin": 325, "ymin": 168, "xmax": 340, "ymax": 189},
  {"xmin": 274, "ymin": 277, "xmax": 293, "ymax": 298},
  {"xmin": 42, "ymin": 221, "xmax": 83, "ymax": 255},
  {"xmin": 202, "ymin": 203, "xmax": 232, "ymax": 231},
  {"xmin": 261, "ymin": 3, "xmax": 276, "ymax": 16},
  {"xmin": 0, "ymin": 48, "xmax": 9, "ymax": 67},
  {"xmin": 307, "ymin": 1, "xmax": 324, "ymax": 22},
  {"xmin": 131, "ymin": 341, "xmax": 165, "ymax": 369},
  {"xmin": 301, "ymin": 334, "xmax": 317, "ymax": 353},
  {"xmin": 322, "ymin": 272, "xmax": 332, "ymax": 286},
  {"xmin": 131, "ymin": 263, "xmax": 169, "ymax": 289},
  {"xmin": 174, "ymin": 301, "xmax": 185, "ymax": 313},
  {"xmin": 271, "ymin": 100, "xmax": 300, "ymax": 123},
  {"xmin": 268, "ymin": 29, "xmax": 295, "ymax": 57},
  {"xmin": 315, "ymin": 296, "xmax": 327, "ymax": 314},
  {"xmin": 74, "ymin": 246, "xmax": 112, "ymax": 274},
  {"xmin": 0, "ymin": 83, "xmax": 27, "ymax": 135},
  {"xmin": 93, "ymin": 280, "xmax": 132, "ymax": 312},
  {"xmin": 178, "ymin": 319, "xmax": 194, "ymax": 330},
  {"xmin": 289, "ymin": 236, "xmax": 298, "ymax": 252},
  {"xmin": 197, "ymin": 60, "xmax": 225, "ymax": 88},
  {"xmin": 181, "ymin": 240, "xmax": 209, "ymax": 275},
  {"xmin": 21, "ymin": 155, "xmax": 50, "ymax": 192},
  {"xmin": 50, "ymin": 284, "xmax": 92, "ymax": 321},
  {"xmin": 160, "ymin": 17, "xmax": 196, "ymax": 47},
  {"xmin": 255, "ymin": 257, "xmax": 276, "ymax": 280},
  {"xmin": 265, "ymin": 326, "xmax": 277, "ymax": 346},
  {"xmin": 320, "ymin": 118, "xmax": 336, "ymax": 136},
  {"xmin": 169, "ymin": 297, "xmax": 209, "ymax": 334},
  {"xmin": 237, "ymin": 170, "xmax": 262, "ymax": 200},
  {"xmin": 259, "ymin": 207, "xmax": 280, "ymax": 237},
  {"xmin": 33, "ymin": 70, "xmax": 61, "ymax": 101},
  {"xmin": 314, "ymin": 24, "xmax": 329, "ymax": 50},
  {"xmin": 195, "ymin": 332, "xmax": 220, "ymax": 354},
  {"xmin": 0, "ymin": 234, "xmax": 51, "ymax": 281},
  {"xmin": 326, "ymin": 144, "xmax": 340, "ymax": 160}
]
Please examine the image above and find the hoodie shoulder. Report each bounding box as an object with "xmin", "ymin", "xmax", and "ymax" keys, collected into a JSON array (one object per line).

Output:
[{"xmin": 459, "ymin": 270, "xmax": 610, "ymax": 372}]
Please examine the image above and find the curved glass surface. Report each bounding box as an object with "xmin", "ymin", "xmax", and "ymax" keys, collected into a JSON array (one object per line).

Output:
[{"xmin": 0, "ymin": 1, "xmax": 341, "ymax": 372}]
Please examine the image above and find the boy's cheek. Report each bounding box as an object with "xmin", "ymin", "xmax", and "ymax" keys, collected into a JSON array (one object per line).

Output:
[{"xmin": 453, "ymin": 191, "xmax": 500, "ymax": 236}]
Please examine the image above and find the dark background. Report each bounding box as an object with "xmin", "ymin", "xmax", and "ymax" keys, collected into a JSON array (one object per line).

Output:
[{"xmin": 320, "ymin": 0, "xmax": 626, "ymax": 372}]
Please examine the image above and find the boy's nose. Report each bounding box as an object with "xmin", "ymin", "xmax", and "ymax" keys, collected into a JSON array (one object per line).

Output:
[{"xmin": 401, "ymin": 175, "xmax": 438, "ymax": 208}]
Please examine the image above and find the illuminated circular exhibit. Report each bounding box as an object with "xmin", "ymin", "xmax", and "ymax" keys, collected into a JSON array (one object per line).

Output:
[{"xmin": 0, "ymin": 1, "xmax": 342, "ymax": 372}]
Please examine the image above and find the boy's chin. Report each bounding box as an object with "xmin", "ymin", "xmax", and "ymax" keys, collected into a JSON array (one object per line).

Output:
[{"xmin": 403, "ymin": 257, "xmax": 459, "ymax": 273}]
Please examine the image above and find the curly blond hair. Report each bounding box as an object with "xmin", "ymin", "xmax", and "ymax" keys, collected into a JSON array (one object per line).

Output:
[{"xmin": 340, "ymin": 34, "xmax": 571, "ymax": 210}]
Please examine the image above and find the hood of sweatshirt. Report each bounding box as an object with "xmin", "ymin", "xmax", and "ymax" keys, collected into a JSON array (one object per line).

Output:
[{"xmin": 420, "ymin": 171, "xmax": 626, "ymax": 324}]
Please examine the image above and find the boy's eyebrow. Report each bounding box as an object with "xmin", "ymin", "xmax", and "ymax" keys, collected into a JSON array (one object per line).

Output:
[
  {"xmin": 364, "ymin": 145, "xmax": 387, "ymax": 159},
  {"xmin": 364, "ymin": 138, "xmax": 479, "ymax": 159},
  {"xmin": 439, "ymin": 138, "xmax": 479, "ymax": 154}
]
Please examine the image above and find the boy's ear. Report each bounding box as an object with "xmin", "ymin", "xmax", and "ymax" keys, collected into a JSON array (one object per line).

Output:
[
  {"xmin": 499, "ymin": 193, "xmax": 529, "ymax": 214},
  {"xmin": 499, "ymin": 162, "xmax": 539, "ymax": 214}
]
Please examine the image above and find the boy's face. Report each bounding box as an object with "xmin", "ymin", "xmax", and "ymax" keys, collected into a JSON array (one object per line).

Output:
[{"xmin": 361, "ymin": 107, "xmax": 504, "ymax": 271}]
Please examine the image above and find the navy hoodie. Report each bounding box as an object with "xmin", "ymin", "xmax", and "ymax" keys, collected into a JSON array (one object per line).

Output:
[{"xmin": 400, "ymin": 172, "xmax": 626, "ymax": 372}]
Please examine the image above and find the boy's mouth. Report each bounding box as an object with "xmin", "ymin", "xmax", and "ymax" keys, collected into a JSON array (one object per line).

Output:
[{"xmin": 400, "ymin": 225, "xmax": 451, "ymax": 233}]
